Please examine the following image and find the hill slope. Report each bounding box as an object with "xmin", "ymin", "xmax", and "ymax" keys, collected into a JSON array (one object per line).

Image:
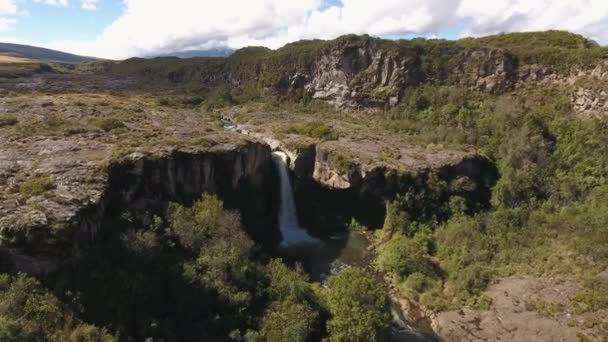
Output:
[
  {"xmin": 109, "ymin": 31, "xmax": 608, "ymax": 115},
  {"xmin": 0, "ymin": 42, "xmax": 96, "ymax": 63},
  {"xmin": 148, "ymin": 47, "xmax": 234, "ymax": 58}
]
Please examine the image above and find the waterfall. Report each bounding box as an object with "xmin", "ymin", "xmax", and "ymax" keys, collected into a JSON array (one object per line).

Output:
[{"xmin": 271, "ymin": 151, "xmax": 318, "ymax": 247}]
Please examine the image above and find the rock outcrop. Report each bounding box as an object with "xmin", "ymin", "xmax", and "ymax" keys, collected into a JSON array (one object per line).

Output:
[
  {"xmin": 112, "ymin": 34, "xmax": 608, "ymax": 116},
  {"xmin": 0, "ymin": 90, "xmax": 285, "ymax": 273},
  {"xmin": 431, "ymin": 276, "xmax": 606, "ymax": 341},
  {"xmin": 0, "ymin": 133, "xmax": 275, "ymax": 272},
  {"xmin": 235, "ymin": 121, "xmax": 497, "ymax": 231}
]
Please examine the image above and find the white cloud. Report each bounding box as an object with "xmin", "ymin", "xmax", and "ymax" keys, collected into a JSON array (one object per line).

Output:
[
  {"xmin": 0, "ymin": 0, "xmax": 17, "ymax": 15},
  {"xmin": 81, "ymin": 0, "xmax": 99, "ymax": 10},
  {"xmin": 457, "ymin": 0, "xmax": 608, "ymax": 44},
  {"xmin": 0, "ymin": 17, "xmax": 15, "ymax": 31},
  {"xmin": 33, "ymin": 0, "xmax": 68, "ymax": 6},
  {"xmin": 0, "ymin": 0, "xmax": 17, "ymax": 32},
  {"xmin": 35, "ymin": 0, "xmax": 608, "ymax": 59}
]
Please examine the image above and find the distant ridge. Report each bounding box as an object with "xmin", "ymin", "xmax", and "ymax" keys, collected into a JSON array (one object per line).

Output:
[
  {"xmin": 0, "ymin": 42, "xmax": 97, "ymax": 63},
  {"xmin": 147, "ymin": 47, "xmax": 234, "ymax": 59}
]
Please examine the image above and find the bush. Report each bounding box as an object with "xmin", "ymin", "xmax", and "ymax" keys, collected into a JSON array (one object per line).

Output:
[
  {"xmin": 170, "ymin": 194, "xmax": 227, "ymax": 252},
  {"xmin": 260, "ymin": 300, "xmax": 318, "ymax": 342},
  {"xmin": 266, "ymin": 259, "xmax": 314, "ymax": 302},
  {"xmin": 93, "ymin": 118, "xmax": 127, "ymax": 132},
  {"xmin": 376, "ymin": 233, "xmax": 436, "ymax": 279},
  {"xmin": 20, "ymin": 174, "xmax": 55, "ymax": 197},
  {"xmin": 325, "ymin": 268, "xmax": 391, "ymax": 342},
  {"xmin": 0, "ymin": 115, "xmax": 18, "ymax": 127},
  {"xmin": 279, "ymin": 121, "xmax": 337, "ymax": 141},
  {"xmin": 0, "ymin": 274, "xmax": 115, "ymax": 341},
  {"xmin": 574, "ymin": 277, "xmax": 608, "ymax": 314},
  {"xmin": 381, "ymin": 200, "xmax": 411, "ymax": 238}
]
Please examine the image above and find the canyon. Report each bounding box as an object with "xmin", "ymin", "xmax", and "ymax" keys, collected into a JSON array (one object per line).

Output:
[{"xmin": 1, "ymin": 31, "xmax": 607, "ymax": 341}]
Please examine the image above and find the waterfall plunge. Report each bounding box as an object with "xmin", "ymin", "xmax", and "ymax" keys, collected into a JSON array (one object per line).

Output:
[{"xmin": 271, "ymin": 151, "xmax": 318, "ymax": 247}]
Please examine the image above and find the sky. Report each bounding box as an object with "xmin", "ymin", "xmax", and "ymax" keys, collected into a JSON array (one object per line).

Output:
[{"xmin": 0, "ymin": 0, "xmax": 607, "ymax": 59}]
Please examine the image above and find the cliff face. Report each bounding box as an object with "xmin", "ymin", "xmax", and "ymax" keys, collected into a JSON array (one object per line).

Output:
[
  {"xmin": 113, "ymin": 34, "xmax": 608, "ymax": 116},
  {"xmin": 235, "ymin": 124, "xmax": 497, "ymax": 232},
  {"xmin": 0, "ymin": 141, "xmax": 276, "ymax": 273},
  {"xmin": 295, "ymin": 143, "xmax": 495, "ymax": 229},
  {"xmin": 298, "ymin": 40, "xmax": 519, "ymax": 108}
]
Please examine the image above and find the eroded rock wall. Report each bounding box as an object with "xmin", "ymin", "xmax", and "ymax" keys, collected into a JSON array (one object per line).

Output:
[
  {"xmin": 273, "ymin": 142, "xmax": 497, "ymax": 233},
  {"xmin": 0, "ymin": 142, "xmax": 276, "ymax": 273},
  {"xmin": 130, "ymin": 36, "xmax": 608, "ymax": 116}
]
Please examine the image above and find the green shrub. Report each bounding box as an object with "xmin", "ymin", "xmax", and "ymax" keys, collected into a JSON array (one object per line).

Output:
[
  {"xmin": 0, "ymin": 115, "xmax": 18, "ymax": 127},
  {"xmin": 403, "ymin": 272, "xmax": 437, "ymax": 294},
  {"xmin": 279, "ymin": 121, "xmax": 337, "ymax": 141},
  {"xmin": 325, "ymin": 268, "xmax": 391, "ymax": 342},
  {"xmin": 0, "ymin": 274, "xmax": 115, "ymax": 341},
  {"xmin": 20, "ymin": 174, "xmax": 55, "ymax": 197},
  {"xmin": 93, "ymin": 118, "xmax": 127, "ymax": 132},
  {"xmin": 158, "ymin": 98, "xmax": 171, "ymax": 106},
  {"xmin": 376, "ymin": 233, "xmax": 436, "ymax": 278},
  {"xmin": 309, "ymin": 123, "xmax": 333, "ymax": 140},
  {"xmin": 266, "ymin": 259, "xmax": 314, "ymax": 302},
  {"xmin": 381, "ymin": 200, "xmax": 411, "ymax": 238},
  {"xmin": 574, "ymin": 277, "xmax": 608, "ymax": 314},
  {"xmin": 348, "ymin": 217, "xmax": 365, "ymax": 231},
  {"xmin": 170, "ymin": 194, "xmax": 224, "ymax": 251},
  {"xmin": 260, "ymin": 300, "xmax": 318, "ymax": 342}
]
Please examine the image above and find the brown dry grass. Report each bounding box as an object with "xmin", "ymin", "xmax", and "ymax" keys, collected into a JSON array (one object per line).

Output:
[{"xmin": 0, "ymin": 54, "xmax": 39, "ymax": 64}]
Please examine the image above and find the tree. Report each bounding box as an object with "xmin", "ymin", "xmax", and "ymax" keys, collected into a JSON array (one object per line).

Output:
[
  {"xmin": 0, "ymin": 274, "xmax": 115, "ymax": 342},
  {"xmin": 376, "ymin": 233, "xmax": 436, "ymax": 279},
  {"xmin": 170, "ymin": 194, "xmax": 224, "ymax": 251},
  {"xmin": 260, "ymin": 300, "xmax": 318, "ymax": 342},
  {"xmin": 325, "ymin": 268, "xmax": 391, "ymax": 342}
]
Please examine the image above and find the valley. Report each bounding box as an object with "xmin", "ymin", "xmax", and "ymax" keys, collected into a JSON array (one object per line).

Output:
[{"xmin": 1, "ymin": 31, "xmax": 607, "ymax": 341}]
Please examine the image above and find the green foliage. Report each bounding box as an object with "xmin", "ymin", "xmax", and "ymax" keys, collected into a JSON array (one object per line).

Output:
[
  {"xmin": 91, "ymin": 118, "xmax": 127, "ymax": 132},
  {"xmin": 169, "ymin": 194, "xmax": 226, "ymax": 251},
  {"xmin": 381, "ymin": 199, "xmax": 411, "ymax": 238},
  {"xmin": 47, "ymin": 193, "xmax": 330, "ymax": 341},
  {"xmin": 377, "ymin": 233, "xmax": 437, "ymax": 279},
  {"xmin": 325, "ymin": 268, "xmax": 391, "ymax": 342},
  {"xmin": 20, "ymin": 173, "xmax": 55, "ymax": 197},
  {"xmin": 347, "ymin": 217, "xmax": 365, "ymax": 231},
  {"xmin": 574, "ymin": 277, "xmax": 608, "ymax": 314},
  {"xmin": 276, "ymin": 120, "xmax": 337, "ymax": 141},
  {"xmin": 265, "ymin": 259, "xmax": 314, "ymax": 302},
  {"xmin": 459, "ymin": 30, "xmax": 596, "ymax": 50},
  {"xmin": 260, "ymin": 300, "xmax": 318, "ymax": 342},
  {"xmin": 372, "ymin": 82, "xmax": 608, "ymax": 314},
  {"xmin": 0, "ymin": 115, "xmax": 18, "ymax": 127},
  {"xmin": 158, "ymin": 95, "xmax": 205, "ymax": 108},
  {"xmin": 0, "ymin": 274, "xmax": 115, "ymax": 342},
  {"xmin": 458, "ymin": 30, "xmax": 606, "ymax": 70},
  {"xmin": 258, "ymin": 260, "xmax": 321, "ymax": 341},
  {"xmin": 203, "ymin": 87, "xmax": 236, "ymax": 110}
]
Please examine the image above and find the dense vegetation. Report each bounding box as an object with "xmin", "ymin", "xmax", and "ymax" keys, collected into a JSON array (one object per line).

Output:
[
  {"xmin": 371, "ymin": 84, "xmax": 608, "ymax": 317},
  {"xmin": 0, "ymin": 274, "xmax": 115, "ymax": 341},
  {"xmin": 458, "ymin": 30, "xmax": 606, "ymax": 69},
  {"xmin": 1, "ymin": 195, "xmax": 391, "ymax": 341}
]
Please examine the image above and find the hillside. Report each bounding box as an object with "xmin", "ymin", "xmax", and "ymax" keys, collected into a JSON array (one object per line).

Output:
[
  {"xmin": 147, "ymin": 47, "xmax": 234, "ymax": 58},
  {"xmin": 109, "ymin": 31, "xmax": 608, "ymax": 116},
  {"xmin": 0, "ymin": 42, "xmax": 97, "ymax": 63}
]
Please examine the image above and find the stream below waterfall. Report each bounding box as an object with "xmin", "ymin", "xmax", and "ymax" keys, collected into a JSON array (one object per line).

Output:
[{"xmin": 270, "ymin": 151, "xmax": 437, "ymax": 342}]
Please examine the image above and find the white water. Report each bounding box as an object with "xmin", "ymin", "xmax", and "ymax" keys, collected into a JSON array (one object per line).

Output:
[{"xmin": 271, "ymin": 151, "xmax": 319, "ymax": 247}]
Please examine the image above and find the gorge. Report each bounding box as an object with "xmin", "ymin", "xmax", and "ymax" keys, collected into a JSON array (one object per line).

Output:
[{"xmin": 1, "ymin": 30, "xmax": 607, "ymax": 341}]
